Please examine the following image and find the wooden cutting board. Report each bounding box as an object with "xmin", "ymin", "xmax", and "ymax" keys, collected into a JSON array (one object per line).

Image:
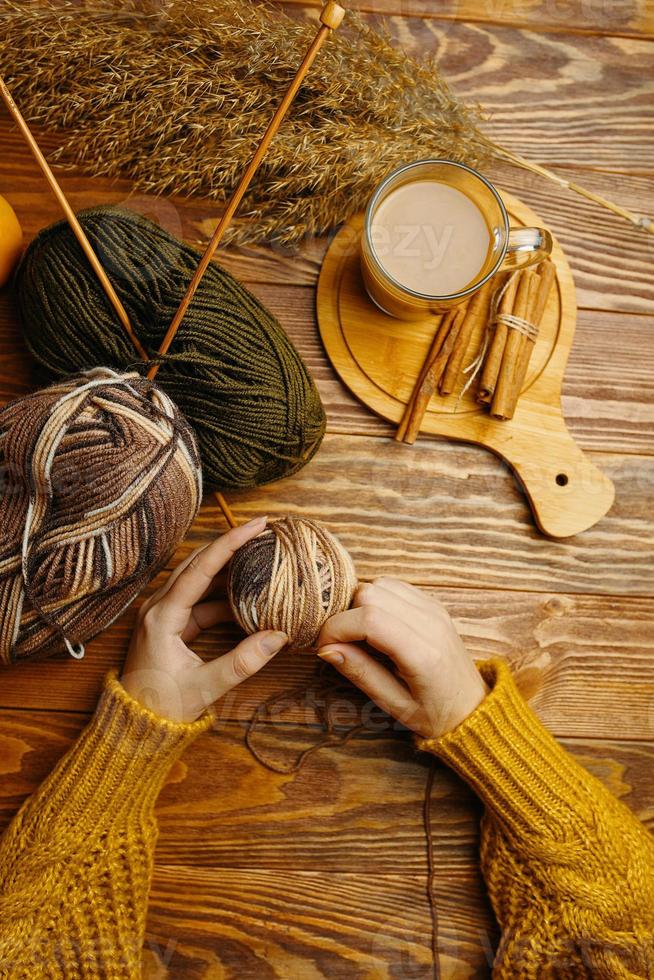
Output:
[{"xmin": 316, "ymin": 190, "xmax": 614, "ymax": 538}]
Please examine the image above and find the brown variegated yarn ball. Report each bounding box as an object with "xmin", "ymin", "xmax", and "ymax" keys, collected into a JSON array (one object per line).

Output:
[
  {"xmin": 228, "ymin": 517, "xmax": 357, "ymax": 650},
  {"xmin": 0, "ymin": 368, "xmax": 202, "ymax": 665}
]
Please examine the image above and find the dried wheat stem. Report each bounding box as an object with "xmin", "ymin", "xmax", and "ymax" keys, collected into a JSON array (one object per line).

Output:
[{"xmin": 491, "ymin": 144, "xmax": 653, "ymax": 234}]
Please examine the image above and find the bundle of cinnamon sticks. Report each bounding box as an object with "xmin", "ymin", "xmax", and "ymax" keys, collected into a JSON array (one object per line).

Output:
[
  {"xmin": 478, "ymin": 259, "xmax": 555, "ymax": 420},
  {"xmin": 395, "ymin": 276, "xmax": 495, "ymax": 444},
  {"xmin": 395, "ymin": 258, "xmax": 555, "ymax": 443}
]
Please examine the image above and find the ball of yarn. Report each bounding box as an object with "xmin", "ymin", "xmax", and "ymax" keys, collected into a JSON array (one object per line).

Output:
[
  {"xmin": 227, "ymin": 517, "xmax": 357, "ymax": 650},
  {"xmin": 0, "ymin": 368, "xmax": 202, "ymax": 665},
  {"xmin": 15, "ymin": 206, "xmax": 326, "ymax": 492}
]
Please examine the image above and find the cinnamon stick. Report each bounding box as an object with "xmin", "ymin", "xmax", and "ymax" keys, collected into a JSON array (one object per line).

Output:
[
  {"xmin": 490, "ymin": 268, "xmax": 539, "ymax": 420},
  {"xmin": 531, "ymin": 259, "xmax": 557, "ymax": 327},
  {"xmin": 505, "ymin": 259, "xmax": 557, "ymax": 416},
  {"xmin": 395, "ymin": 310, "xmax": 451, "ymax": 442},
  {"xmin": 439, "ymin": 277, "xmax": 496, "ymax": 396},
  {"xmin": 477, "ymin": 272, "xmax": 520, "ymax": 403},
  {"xmin": 399, "ymin": 306, "xmax": 466, "ymax": 445}
]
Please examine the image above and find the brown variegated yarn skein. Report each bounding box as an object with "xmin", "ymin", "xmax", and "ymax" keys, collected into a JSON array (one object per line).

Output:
[
  {"xmin": 228, "ymin": 517, "xmax": 357, "ymax": 649},
  {"xmin": 0, "ymin": 368, "xmax": 202, "ymax": 665}
]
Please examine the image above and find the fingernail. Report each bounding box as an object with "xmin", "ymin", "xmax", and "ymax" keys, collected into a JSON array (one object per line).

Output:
[
  {"xmin": 261, "ymin": 631, "xmax": 287, "ymax": 654},
  {"xmin": 317, "ymin": 649, "xmax": 344, "ymax": 665},
  {"xmin": 244, "ymin": 515, "xmax": 268, "ymax": 530}
]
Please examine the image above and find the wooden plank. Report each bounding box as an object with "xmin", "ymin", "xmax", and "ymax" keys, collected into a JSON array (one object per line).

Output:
[
  {"xmin": 562, "ymin": 310, "xmax": 654, "ymax": 453},
  {"xmin": 1, "ymin": 17, "xmax": 653, "ymax": 202},
  {"xmin": 89, "ymin": 732, "xmax": 654, "ymax": 868},
  {"xmin": 157, "ymin": 733, "xmax": 654, "ymax": 868},
  {"xmin": 386, "ymin": 18, "xmax": 654, "ymax": 174},
  {"xmin": 281, "ymin": 0, "xmax": 654, "ymax": 39},
  {"xmin": 144, "ymin": 867, "xmax": 492, "ymax": 978},
  {"xmin": 138, "ymin": 443, "xmax": 654, "ymax": 598},
  {"xmin": 1, "ymin": 588, "xmax": 653, "ymax": 739},
  {"xmin": 1, "ymin": 706, "xmax": 652, "ymax": 869},
  {"xmin": 4, "ymin": 128, "xmax": 654, "ymax": 308},
  {"xmin": 186, "ymin": 441, "xmax": 652, "ymax": 594},
  {"xmin": 280, "ymin": 6, "xmax": 654, "ymax": 170}
]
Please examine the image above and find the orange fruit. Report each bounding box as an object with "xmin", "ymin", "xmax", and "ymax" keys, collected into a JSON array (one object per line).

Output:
[{"xmin": 0, "ymin": 195, "xmax": 23, "ymax": 288}]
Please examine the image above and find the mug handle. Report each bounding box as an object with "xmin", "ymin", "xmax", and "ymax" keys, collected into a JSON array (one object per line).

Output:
[{"xmin": 502, "ymin": 227, "xmax": 553, "ymax": 271}]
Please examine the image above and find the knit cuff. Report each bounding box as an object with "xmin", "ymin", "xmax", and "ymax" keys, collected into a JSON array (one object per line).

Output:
[
  {"xmin": 416, "ymin": 659, "xmax": 599, "ymax": 841},
  {"xmin": 37, "ymin": 671, "xmax": 212, "ymax": 833}
]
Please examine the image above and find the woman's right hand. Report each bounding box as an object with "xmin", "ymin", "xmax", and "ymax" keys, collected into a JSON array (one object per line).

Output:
[{"xmin": 317, "ymin": 578, "xmax": 488, "ymax": 740}]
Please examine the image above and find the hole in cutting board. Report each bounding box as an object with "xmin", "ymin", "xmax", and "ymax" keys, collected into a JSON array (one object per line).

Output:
[{"xmin": 556, "ymin": 473, "xmax": 569, "ymax": 486}]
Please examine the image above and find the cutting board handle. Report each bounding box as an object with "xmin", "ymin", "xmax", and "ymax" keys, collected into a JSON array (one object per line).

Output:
[{"xmin": 490, "ymin": 413, "xmax": 615, "ymax": 538}]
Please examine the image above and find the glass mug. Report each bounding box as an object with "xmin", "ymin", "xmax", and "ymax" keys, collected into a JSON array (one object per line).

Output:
[{"xmin": 361, "ymin": 159, "xmax": 552, "ymax": 320}]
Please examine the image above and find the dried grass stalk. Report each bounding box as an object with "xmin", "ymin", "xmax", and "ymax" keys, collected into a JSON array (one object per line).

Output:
[
  {"xmin": 2, "ymin": 0, "xmax": 649, "ymax": 244},
  {"xmin": 0, "ymin": 0, "xmax": 491, "ymax": 245}
]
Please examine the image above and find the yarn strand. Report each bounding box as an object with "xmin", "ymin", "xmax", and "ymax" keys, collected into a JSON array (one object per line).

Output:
[
  {"xmin": 424, "ymin": 759, "xmax": 442, "ymax": 980},
  {"xmin": 244, "ymin": 663, "xmax": 442, "ymax": 979}
]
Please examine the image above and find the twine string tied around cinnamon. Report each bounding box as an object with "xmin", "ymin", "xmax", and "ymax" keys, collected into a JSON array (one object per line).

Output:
[{"xmin": 460, "ymin": 269, "xmax": 539, "ymax": 400}]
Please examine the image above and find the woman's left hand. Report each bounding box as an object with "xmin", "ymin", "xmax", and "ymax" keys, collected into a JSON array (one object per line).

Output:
[{"xmin": 120, "ymin": 517, "xmax": 288, "ymax": 723}]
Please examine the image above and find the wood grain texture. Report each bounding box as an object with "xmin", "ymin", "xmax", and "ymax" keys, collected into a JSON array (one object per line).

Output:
[
  {"xmin": 0, "ymin": 3, "xmax": 652, "ymax": 976},
  {"xmin": 1, "ymin": 588, "xmax": 653, "ymax": 741},
  {"xmin": 282, "ymin": 0, "xmax": 654, "ymax": 39},
  {"xmin": 3, "ymin": 136, "xmax": 654, "ymax": 315},
  {"xmin": 9, "ymin": 416, "xmax": 654, "ymax": 607},
  {"xmin": 1, "ymin": 709, "xmax": 652, "ymax": 865},
  {"xmin": 393, "ymin": 18, "xmax": 654, "ymax": 173},
  {"xmin": 144, "ymin": 867, "xmax": 481, "ymax": 979},
  {"xmin": 2, "ymin": 276, "xmax": 654, "ymax": 455},
  {"xmin": 186, "ymin": 442, "xmax": 651, "ymax": 594},
  {"xmin": 283, "ymin": 5, "xmax": 654, "ymax": 170},
  {"xmin": 486, "ymin": 164, "xmax": 654, "ymax": 316},
  {"xmin": 1, "ymin": 706, "xmax": 652, "ymax": 977}
]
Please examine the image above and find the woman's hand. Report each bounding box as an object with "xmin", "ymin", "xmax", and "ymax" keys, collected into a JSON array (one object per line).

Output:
[
  {"xmin": 120, "ymin": 517, "xmax": 287, "ymax": 723},
  {"xmin": 317, "ymin": 578, "xmax": 487, "ymax": 739}
]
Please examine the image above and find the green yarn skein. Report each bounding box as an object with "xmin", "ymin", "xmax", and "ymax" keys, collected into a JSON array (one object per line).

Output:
[{"xmin": 16, "ymin": 206, "xmax": 326, "ymax": 491}]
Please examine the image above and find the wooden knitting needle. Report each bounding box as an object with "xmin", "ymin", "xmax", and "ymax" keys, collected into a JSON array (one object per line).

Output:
[
  {"xmin": 218, "ymin": 494, "xmax": 238, "ymax": 529},
  {"xmin": 0, "ymin": 75, "xmax": 237, "ymax": 529},
  {"xmin": 2, "ymin": 3, "xmax": 346, "ymax": 527},
  {"xmin": 148, "ymin": 0, "xmax": 346, "ymax": 382},
  {"xmin": 0, "ymin": 75, "xmax": 148, "ymax": 362},
  {"xmin": 151, "ymin": 0, "xmax": 345, "ymax": 521}
]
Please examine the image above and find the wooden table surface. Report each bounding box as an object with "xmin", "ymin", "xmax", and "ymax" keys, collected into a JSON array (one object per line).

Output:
[{"xmin": 1, "ymin": 1, "xmax": 653, "ymax": 977}]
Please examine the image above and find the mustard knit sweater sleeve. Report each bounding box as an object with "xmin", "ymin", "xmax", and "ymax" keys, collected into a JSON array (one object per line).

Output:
[
  {"xmin": 1, "ymin": 663, "xmax": 653, "ymax": 979},
  {"xmin": 417, "ymin": 659, "xmax": 654, "ymax": 979},
  {"xmin": 0, "ymin": 672, "xmax": 211, "ymax": 979}
]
